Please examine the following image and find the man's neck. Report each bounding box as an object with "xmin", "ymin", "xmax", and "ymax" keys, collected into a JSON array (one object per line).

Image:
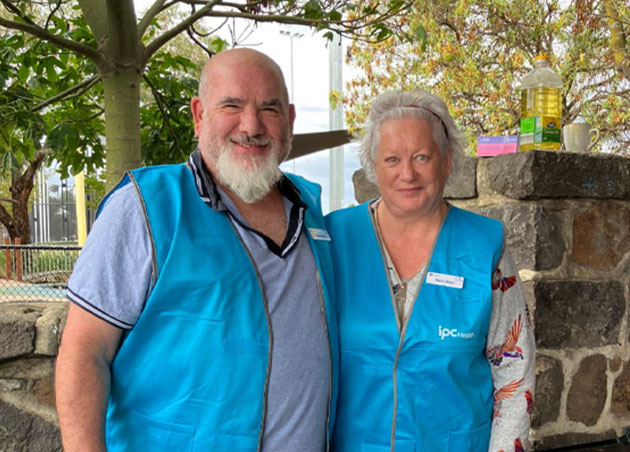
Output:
[{"xmin": 223, "ymin": 185, "xmax": 288, "ymax": 247}]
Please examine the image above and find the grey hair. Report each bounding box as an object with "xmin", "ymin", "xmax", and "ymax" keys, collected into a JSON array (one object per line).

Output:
[{"xmin": 359, "ymin": 89, "xmax": 465, "ymax": 182}]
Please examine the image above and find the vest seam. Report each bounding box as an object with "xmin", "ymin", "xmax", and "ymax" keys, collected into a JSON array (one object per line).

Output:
[
  {"xmin": 315, "ymin": 270, "xmax": 332, "ymax": 452},
  {"xmin": 128, "ymin": 171, "xmax": 159, "ymax": 290},
  {"xmin": 367, "ymin": 201, "xmax": 402, "ymax": 333},
  {"xmin": 385, "ymin": 204, "xmax": 452, "ymax": 452},
  {"xmin": 228, "ymin": 219, "xmax": 272, "ymax": 452}
]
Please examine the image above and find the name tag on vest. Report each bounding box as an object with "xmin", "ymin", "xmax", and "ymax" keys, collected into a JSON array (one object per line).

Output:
[
  {"xmin": 308, "ymin": 228, "xmax": 331, "ymax": 241},
  {"xmin": 426, "ymin": 272, "xmax": 464, "ymax": 289}
]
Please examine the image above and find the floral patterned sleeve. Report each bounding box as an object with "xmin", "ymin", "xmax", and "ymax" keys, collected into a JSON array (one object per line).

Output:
[{"xmin": 486, "ymin": 246, "xmax": 536, "ymax": 452}]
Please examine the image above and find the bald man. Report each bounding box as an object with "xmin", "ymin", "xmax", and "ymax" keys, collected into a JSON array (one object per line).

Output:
[{"xmin": 55, "ymin": 49, "xmax": 338, "ymax": 452}]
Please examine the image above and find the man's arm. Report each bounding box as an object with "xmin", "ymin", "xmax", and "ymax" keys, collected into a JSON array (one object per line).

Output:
[{"xmin": 55, "ymin": 304, "xmax": 123, "ymax": 452}]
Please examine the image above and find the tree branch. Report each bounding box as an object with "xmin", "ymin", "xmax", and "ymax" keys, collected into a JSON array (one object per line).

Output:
[
  {"xmin": 143, "ymin": 0, "xmax": 221, "ymax": 63},
  {"xmin": 21, "ymin": 150, "xmax": 47, "ymax": 192},
  {"xmin": 0, "ymin": 0, "xmax": 38, "ymax": 26},
  {"xmin": 0, "ymin": 16, "xmax": 103, "ymax": 64},
  {"xmin": 0, "ymin": 200, "xmax": 15, "ymax": 232},
  {"xmin": 143, "ymin": 74, "xmax": 182, "ymax": 158},
  {"xmin": 44, "ymin": 0, "xmax": 64, "ymax": 30},
  {"xmin": 186, "ymin": 26, "xmax": 215, "ymax": 58},
  {"xmin": 10, "ymin": 150, "xmax": 47, "ymax": 207},
  {"xmin": 138, "ymin": 0, "xmax": 168, "ymax": 38},
  {"xmin": 144, "ymin": 1, "xmax": 410, "ymax": 62},
  {"xmin": 32, "ymin": 75, "xmax": 100, "ymax": 112}
]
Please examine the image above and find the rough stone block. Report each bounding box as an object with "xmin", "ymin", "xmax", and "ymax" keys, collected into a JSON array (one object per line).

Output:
[
  {"xmin": 475, "ymin": 204, "xmax": 565, "ymax": 271},
  {"xmin": 352, "ymin": 169, "xmax": 379, "ymax": 204},
  {"xmin": 566, "ymin": 354, "xmax": 607, "ymax": 426},
  {"xmin": 0, "ymin": 357, "xmax": 55, "ymax": 380},
  {"xmin": 573, "ymin": 203, "xmax": 630, "ymax": 270},
  {"xmin": 533, "ymin": 430, "xmax": 619, "ymax": 451},
  {"xmin": 0, "ymin": 400, "xmax": 62, "ymax": 451},
  {"xmin": 534, "ymin": 281, "xmax": 625, "ymax": 349},
  {"xmin": 35, "ymin": 305, "xmax": 67, "ymax": 356},
  {"xmin": 444, "ymin": 156, "xmax": 477, "ymax": 199},
  {"xmin": 0, "ymin": 317, "xmax": 36, "ymax": 361},
  {"xmin": 532, "ymin": 355, "xmax": 563, "ymax": 427},
  {"xmin": 609, "ymin": 356, "xmax": 622, "ymax": 373},
  {"xmin": 612, "ymin": 360, "xmax": 630, "ymax": 415},
  {"xmin": 0, "ymin": 378, "xmax": 24, "ymax": 391},
  {"xmin": 488, "ymin": 151, "xmax": 630, "ymax": 200},
  {"xmin": 32, "ymin": 375, "xmax": 55, "ymax": 408}
]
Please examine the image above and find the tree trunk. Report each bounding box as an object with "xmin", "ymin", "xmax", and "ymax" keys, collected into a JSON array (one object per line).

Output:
[
  {"xmin": 81, "ymin": 0, "xmax": 143, "ymax": 190},
  {"xmin": 11, "ymin": 192, "xmax": 31, "ymax": 245},
  {"xmin": 102, "ymin": 67, "xmax": 143, "ymax": 190},
  {"xmin": 0, "ymin": 150, "xmax": 47, "ymax": 245}
]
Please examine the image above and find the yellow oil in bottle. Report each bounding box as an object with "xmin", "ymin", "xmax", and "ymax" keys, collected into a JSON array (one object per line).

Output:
[{"xmin": 519, "ymin": 56, "xmax": 563, "ymax": 151}]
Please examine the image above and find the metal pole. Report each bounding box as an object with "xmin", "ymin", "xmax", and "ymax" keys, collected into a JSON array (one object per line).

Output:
[
  {"xmin": 280, "ymin": 29, "xmax": 303, "ymax": 173},
  {"xmin": 328, "ymin": 32, "xmax": 344, "ymax": 211}
]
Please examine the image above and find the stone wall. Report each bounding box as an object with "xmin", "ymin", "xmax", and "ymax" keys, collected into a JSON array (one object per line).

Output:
[
  {"xmin": 355, "ymin": 150, "xmax": 630, "ymax": 449},
  {"xmin": 0, "ymin": 302, "xmax": 66, "ymax": 451}
]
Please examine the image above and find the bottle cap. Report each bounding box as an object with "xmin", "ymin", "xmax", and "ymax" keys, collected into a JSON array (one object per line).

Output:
[{"xmin": 536, "ymin": 55, "xmax": 550, "ymax": 61}]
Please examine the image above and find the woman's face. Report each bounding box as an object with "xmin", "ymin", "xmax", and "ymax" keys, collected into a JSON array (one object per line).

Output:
[{"xmin": 373, "ymin": 117, "xmax": 452, "ymax": 219}]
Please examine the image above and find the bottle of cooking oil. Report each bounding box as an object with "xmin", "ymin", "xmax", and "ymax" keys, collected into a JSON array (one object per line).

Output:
[{"xmin": 518, "ymin": 55, "xmax": 563, "ymax": 151}]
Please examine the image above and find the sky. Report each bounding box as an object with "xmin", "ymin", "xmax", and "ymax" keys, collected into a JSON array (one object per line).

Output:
[{"xmin": 135, "ymin": 2, "xmax": 364, "ymax": 213}]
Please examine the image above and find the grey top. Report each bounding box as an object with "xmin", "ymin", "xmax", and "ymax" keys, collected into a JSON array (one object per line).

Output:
[{"xmin": 68, "ymin": 154, "xmax": 331, "ymax": 451}]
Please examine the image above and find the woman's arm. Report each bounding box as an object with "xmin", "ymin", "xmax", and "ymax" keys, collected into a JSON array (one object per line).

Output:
[{"xmin": 486, "ymin": 248, "xmax": 536, "ymax": 452}]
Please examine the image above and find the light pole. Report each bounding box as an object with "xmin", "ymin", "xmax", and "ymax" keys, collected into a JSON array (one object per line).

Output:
[
  {"xmin": 328, "ymin": 32, "xmax": 344, "ymax": 212},
  {"xmin": 279, "ymin": 29, "xmax": 304, "ymax": 172}
]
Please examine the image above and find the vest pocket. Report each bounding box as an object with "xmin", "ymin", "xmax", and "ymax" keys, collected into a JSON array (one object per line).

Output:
[
  {"xmin": 455, "ymin": 295, "xmax": 484, "ymax": 304},
  {"xmin": 122, "ymin": 410, "xmax": 195, "ymax": 451},
  {"xmin": 447, "ymin": 420, "xmax": 490, "ymax": 452},
  {"xmin": 362, "ymin": 439, "xmax": 415, "ymax": 452}
]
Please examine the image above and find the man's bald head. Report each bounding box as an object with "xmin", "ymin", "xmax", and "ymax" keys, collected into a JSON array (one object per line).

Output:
[{"xmin": 198, "ymin": 48, "xmax": 290, "ymax": 107}]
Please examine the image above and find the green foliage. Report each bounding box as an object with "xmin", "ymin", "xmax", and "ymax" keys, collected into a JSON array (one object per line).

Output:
[
  {"xmin": 0, "ymin": 0, "xmax": 411, "ymax": 183},
  {"xmin": 0, "ymin": 12, "xmax": 103, "ymax": 178},
  {"xmin": 329, "ymin": 89, "xmax": 342, "ymax": 111},
  {"xmin": 345, "ymin": 0, "xmax": 630, "ymax": 155},
  {"xmin": 141, "ymin": 52, "xmax": 200, "ymax": 165}
]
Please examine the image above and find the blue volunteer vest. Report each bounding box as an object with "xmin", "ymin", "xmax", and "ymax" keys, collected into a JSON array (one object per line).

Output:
[
  {"xmin": 326, "ymin": 203, "xmax": 503, "ymax": 452},
  {"xmin": 101, "ymin": 163, "xmax": 338, "ymax": 451}
]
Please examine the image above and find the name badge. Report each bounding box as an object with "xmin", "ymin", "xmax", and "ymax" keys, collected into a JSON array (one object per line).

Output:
[
  {"xmin": 426, "ymin": 272, "xmax": 464, "ymax": 289},
  {"xmin": 308, "ymin": 228, "xmax": 331, "ymax": 241}
]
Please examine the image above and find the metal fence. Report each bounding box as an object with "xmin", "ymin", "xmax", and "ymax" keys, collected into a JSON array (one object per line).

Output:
[{"xmin": 1, "ymin": 242, "xmax": 81, "ymax": 302}]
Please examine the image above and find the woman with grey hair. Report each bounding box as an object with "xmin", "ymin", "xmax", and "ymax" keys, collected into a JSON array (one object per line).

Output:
[{"xmin": 326, "ymin": 89, "xmax": 535, "ymax": 451}]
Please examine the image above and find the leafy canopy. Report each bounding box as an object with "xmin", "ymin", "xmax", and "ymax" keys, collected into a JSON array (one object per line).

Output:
[{"xmin": 345, "ymin": 0, "xmax": 630, "ymax": 155}]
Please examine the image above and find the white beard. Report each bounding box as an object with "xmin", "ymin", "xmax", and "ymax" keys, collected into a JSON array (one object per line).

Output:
[
  {"xmin": 206, "ymin": 135, "xmax": 290, "ymax": 204},
  {"xmin": 215, "ymin": 147, "xmax": 283, "ymax": 203}
]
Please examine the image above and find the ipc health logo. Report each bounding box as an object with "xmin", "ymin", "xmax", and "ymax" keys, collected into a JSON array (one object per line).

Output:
[{"xmin": 438, "ymin": 325, "xmax": 475, "ymax": 341}]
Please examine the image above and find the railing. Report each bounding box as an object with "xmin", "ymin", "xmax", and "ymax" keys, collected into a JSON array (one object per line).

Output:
[{"xmin": 1, "ymin": 238, "xmax": 81, "ymax": 302}]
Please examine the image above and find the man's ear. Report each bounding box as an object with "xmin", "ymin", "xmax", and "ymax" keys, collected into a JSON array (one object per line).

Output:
[{"xmin": 191, "ymin": 97, "xmax": 204, "ymax": 137}]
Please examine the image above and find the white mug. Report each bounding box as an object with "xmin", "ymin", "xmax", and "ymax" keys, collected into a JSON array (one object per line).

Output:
[{"xmin": 562, "ymin": 123, "xmax": 600, "ymax": 153}]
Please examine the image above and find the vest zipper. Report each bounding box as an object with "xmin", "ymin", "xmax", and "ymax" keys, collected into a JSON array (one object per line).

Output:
[
  {"xmin": 369, "ymin": 201, "xmax": 449, "ymax": 451},
  {"xmin": 367, "ymin": 201, "xmax": 402, "ymax": 450},
  {"xmin": 228, "ymin": 221, "xmax": 272, "ymax": 452},
  {"xmin": 316, "ymin": 271, "xmax": 333, "ymax": 452}
]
